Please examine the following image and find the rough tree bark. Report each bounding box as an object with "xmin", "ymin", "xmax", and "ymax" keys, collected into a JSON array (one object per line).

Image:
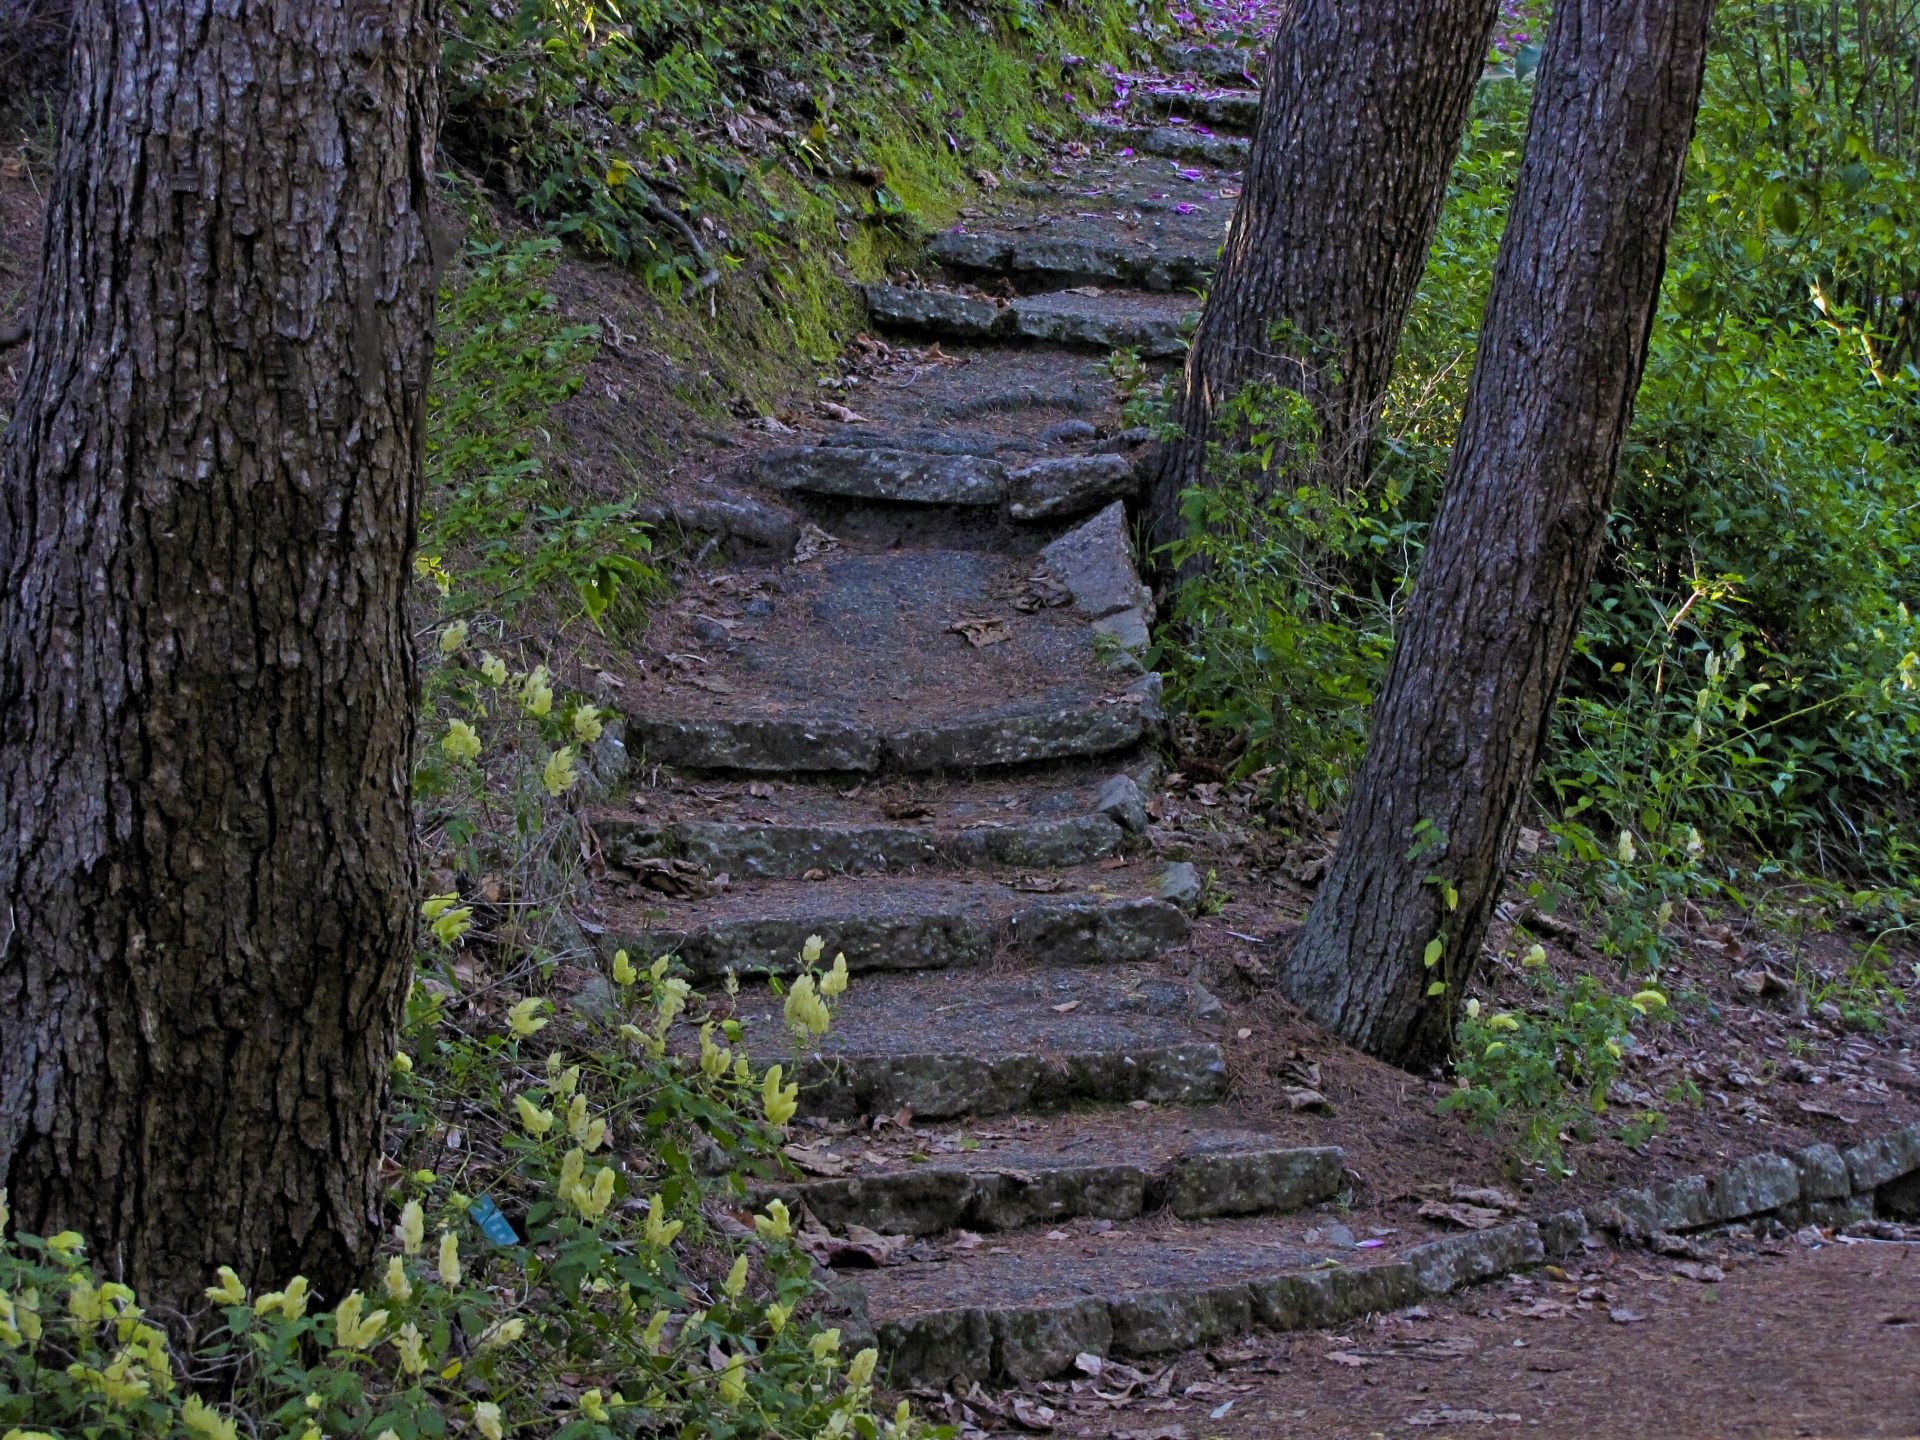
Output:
[
  {"xmin": 1148, "ymin": 0, "xmax": 1500, "ymax": 558},
  {"xmin": 1280, "ymin": 0, "xmax": 1716, "ymax": 1068},
  {"xmin": 0, "ymin": 0, "xmax": 441, "ymax": 1309}
]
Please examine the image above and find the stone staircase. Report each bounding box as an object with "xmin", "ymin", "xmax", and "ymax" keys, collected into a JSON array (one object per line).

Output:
[{"xmin": 584, "ymin": 38, "xmax": 1546, "ymax": 1397}]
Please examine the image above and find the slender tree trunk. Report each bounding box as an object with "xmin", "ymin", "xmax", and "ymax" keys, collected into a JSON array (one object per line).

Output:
[
  {"xmin": 0, "ymin": 0, "xmax": 440, "ymax": 1310},
  {"xmin": 1148, "ymin": 0, "xmax": 1501, "ymax": 559},
  {"xmin": 1279, "ymin": 0, "xmax": 1715, "ymax": 1069}
]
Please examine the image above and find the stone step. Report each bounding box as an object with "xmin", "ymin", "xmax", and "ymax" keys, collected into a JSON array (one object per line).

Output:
[
  {"xmin": 1134, "ymin": 88, "xmax": 1261, "ymax": 133},
  {"xmin": 764, "ymin": 1108, "xmax": 1342, "ymax": 1236},
  {"xmin": 928, "ymin": 229, "xmax": 1215, "ymax": 293},
  {"xmin": 1119, "ymin": 125, "xmax": 1252, "ymax": 167},
  {"xmin": 864, "ymin": 284, "xmax": 1198, "ymax": 358},
  {"xmin": 597, "ymin": 809, "xmax": 1127, "ymax": 878},
  {"xmin": 1160, "ymin": 42, "xmax": 1260, "ymax": 82},
  {"xmin": 752, "ymin": 445, "xmax": 1007, "ymax": 505},
  {"xmin": 725, "ymin": 965, "xmax": 1226, "ymax": 1120},
  {"xmin": 857, "ymin": 1218, "xmax": 1544, "ymax": 1386},
  {"xmin": 590, "ymin": 876, "xmax": 1190, "ymax": 980}
]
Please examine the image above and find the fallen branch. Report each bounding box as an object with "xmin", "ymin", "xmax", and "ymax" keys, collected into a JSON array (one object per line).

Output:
[{"xmin": 639, "ymin": 196, "xmax": 720, "ymax": 295}]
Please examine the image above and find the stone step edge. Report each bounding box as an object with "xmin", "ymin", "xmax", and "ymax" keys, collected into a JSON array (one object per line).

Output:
[
  {"xmin": 591, "ymin": 894, "xmax": 1192, "ymax": 981},
  {"xmin": 597, "ymin": 810, "xmax": 1133, "ymax": 880},
  {"xmin": 759, "ymin": 1145, "xmax": 1343, "ymax": 1236},
  {"xmin": 856, "ymin": 1118, "xmax": 1920, "ymax": 1386},
  {"xmin": 868, "ymin": 1221, "xmax": 1543, "ymax": 1387}
]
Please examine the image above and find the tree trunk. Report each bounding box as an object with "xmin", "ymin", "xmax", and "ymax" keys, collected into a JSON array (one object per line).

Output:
[
  {"xmin": 1279, "ymin": 0, "xmax": 1715, "ymax": 1069},
  {"xmin": 0, "ymin": 0, "xmax": 440, "ymax": 1310},
  {"xmin": 1148, "ymin": 0, "xmax": 1500, "ymax": 558}
]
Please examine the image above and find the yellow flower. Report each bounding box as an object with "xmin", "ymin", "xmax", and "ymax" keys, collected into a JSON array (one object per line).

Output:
[
  {"xmin": 783, "ymin": 975, "xmax": 830, "ymax": 1038},
  {"xmin": 439, "ymin": 620, "xmax": 469, "ymax": 655},
  {"xmin": 1464, "ymin": 998, "xmax": 1481, "ymax": 1019},
  {"xmin": 1522, "ymin": 943, "xmax": 1548, "ymax": 968},
  {"xmin": 655, "ymin": 976, "xmax": 691, "ymax": 1030},
  {"xmin": 393, "ymin": 1321, "xmax": 428, "ymax": 1375},
  {"xmin": 67, "ymin": 1350, "xmax": 151, "ymax": 1406},
  {"xmin": 204, "ymin": 1266, "xmax": 247, "ymax": 1307},
  {"xmin": 478, "ymin": 1316, "xmax": 525, "ymax": 1350},
  {"xmin": 698, "ymin": 1023, "xmax": 731, "ymax": 1080},
  {"xmin": 0, "ymin": 1292, "xmax": 19, "ymax": 1349},
  {"xmin": 820, "ymin": 952, "xmax": 849, "ymax": 999},
  {"xmin": 1617, "ymin": 830, "xmax": 1637, "ymax": 863},
  {"xmin": 383, "ymin": 1256, "xmax": 412, "ymax": 1302},
  {"xmin": 414, "ymin": 554, "xmax": 452, "ymax": 596},
  {"xmin": 846, "ymin": 1346, "xmax": 878, "ymax": 1388},
  {"xmin": 391, "ymin": 1051, "xmax": 413, "ymax": 1073},
  {"xmin": 573, "ymin": 1165, "xmax": 616, "ymax": 1221},
  {"xmin": 181, "ymin": 1394, "xmax": 238, "ymax": 1440},
  {"xmin": 580, "ymin": 1389, "xmax": 609, "ymax": 1421},
  {"xmin": 254, "ymin": 1274, "xmax": 309, "ymax": 1319},
  {"xmin": 67, "ymin": 1276, "xmax": 102, "ymax": 1324},
  {"xmin": 612, "ymin": 949, "xmax": 638, "ymax": 986},
  {"xmin": 477, "ymin": 654, "xmax": 507, "ymax": 689},
  {"xmin": 765, "ymin": 1301, "xmax": 791, "ymax": 1333},
  {"xmin": 398, "ymin": 1199, "xmax": 424, "ymax": 1254},
  {"xmin": 1631, "ymin": 989, "xmax": 1669, "ymax": 1014},
  {"xmin": 507, "ymin": 997, "xmax": 549, "ymax": 1037},
  {"xmin": 801, "ymin": 935, "xmax": 824, "ymax": 965},
  {"xmin": 474, "ymin": 1402, "xmax": 504, "ymax": 1440},
  {"xmin": 1489, "ymin": 1013, "xmax": 1521, "ymax": 1032},
  {"xmin": 1484, "ymin": 1041, "xmax": 1507, "ymax": 1057},
  {"xmin": 810, "ymin": 1328, "xmax": 841, "ymax": 1361},
  {"xmin": 438, "ymin": 1231, "xmax": 462, "ymax": 1288},
  {"xmin": 522, "ymin": 665, "xmax": 554, "ymax": 717},
  {"xmin": 14, "ymin": 1290, "xmax": 39, "ymax": 1345},
  {"xmin": 1686, "ymin": 826, "xmax": 1705, "ymax": 859},
  {"xmin": 642, "ymin": 1309, "xmax": 671, "ymax": 1354},
  {"xmin": 723, "ymin": 1254, "xmax": 749, "ymax": 1299},
  {"xmin": 554, "ymin": 1062, "xmax": 580, "ymax": 1097},
  {"xmin": 761, "ymin": 1065, "xmax": 798, "ymax": 1128},
  {"xmin": 331, "ymin": 1291, "xmax": 387, "ymax": 1351},
  {"xmin": 754, "ymin": 1199, "xmax": 792, "ymax": 1242},
  {"xmin": 442, "ymin": 719, "xmax": 482, "ymax": 763},
  {"xmin": 717, "ymin": 1352, "xmax": 748, "ymax": 1405},
  {"xmin": 644, "ymin": 1195, "xmax": 683, "ymax": 1249},
  {"xmin": 542, "ymin": 747, "xmax": 579, "ymax": 798},
  {"xmin": 573, "ymin": 705, "xmax": 605, "ymax": 742},
  {"xmin": 45, "ymin": 1232, "xmax": 84, "ymax": 1258}
]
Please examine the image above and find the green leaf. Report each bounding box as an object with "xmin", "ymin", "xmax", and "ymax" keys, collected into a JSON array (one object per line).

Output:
[{"xmin": 1423, "ymin": 937, "xmax": 1444, "ymax": 967}]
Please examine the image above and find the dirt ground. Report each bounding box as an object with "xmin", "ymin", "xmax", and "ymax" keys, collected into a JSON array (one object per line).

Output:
[{"xmin": 954, "ymin": 1237, "xmax": 1920, "ymax": 1440}]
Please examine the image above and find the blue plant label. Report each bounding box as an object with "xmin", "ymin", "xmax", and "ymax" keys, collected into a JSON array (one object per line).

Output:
[{"xmin": 470, "ymin": 1195, "xmax": 519, "ymax": 1246}]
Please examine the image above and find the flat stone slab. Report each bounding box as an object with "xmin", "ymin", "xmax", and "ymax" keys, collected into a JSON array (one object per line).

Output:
[
  {"xmin": 752, "ymin": 445, "xmax": 1007, "ymax": 505},
  {"xmin": 764, "ymin": 1111, "xmax": 1340, "ymax": 1235},
  {"xmin": 1009, "ymin": 290, "xmax": 1196, "ymax": 357},
  {"xmin": 1008, "ymin": 454, "xmax": 1140, "ymax": 523},
  {"xmin": 1126, "ymin": 125, "xmax": 1252, "ymax": 166},
  {"xmin": 723, "ymin": 965, "xmax": 1227, "ymax": 1119},
  {"xmin": 1134, "ymin": 88, "xmax": 1261, "ymax": 132},
  {"xmin": 862, "ymin": 284, "xmax": 1007, "ymax": 339},
  {"xmin": 620, "ymin": 549, "xmax": 1163, "ymax": 773},
  {"xmin": 861, "ymin": 1217, "xmax": 1542, "ymax": 1385},
  {"xmin": 592, "ymin": 877, "xmax": 1190, "ymax": 979},
  {"xmin": 1160, "ymin": 43, "xmax": 1259, "ymax": 81},
  {"xmin": 929, "ymin": 228, "xmax": 1216, "ymax": 293},
  {"xmin": 1042, "ymin": 501, "xmax": 1154, "ymax": 621}
]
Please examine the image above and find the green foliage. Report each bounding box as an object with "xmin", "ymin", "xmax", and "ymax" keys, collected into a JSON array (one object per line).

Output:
[
  {"xmin": 1441, "ymin": 977, "xmax": 1672, "ymax": 1172},
  {"xmin": 425, "ymin": 238, "xmax": 663, "ymax": 628}
]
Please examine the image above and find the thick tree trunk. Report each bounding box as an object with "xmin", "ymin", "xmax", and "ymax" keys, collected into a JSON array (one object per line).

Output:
[
  {"xmin": 1148, "ymin": 0, "xmax": 1500, "ymax": 558},
  {"xmin": 0, "ymin": 0, "xmax": 440, "ymax": 1309},
  {"xmin": 1279, "ymin": 0, "xmax": 1715, "ymax": 1069}
]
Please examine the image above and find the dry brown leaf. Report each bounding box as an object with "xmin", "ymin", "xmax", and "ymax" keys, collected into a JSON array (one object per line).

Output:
[
  {"xmin": 1418, "ymin": 1200, "xmax": 1506, "ymax": 1231},
  {"xmin": 949, "ymin": 616, "xmax": 1012, "ymax": 647}
]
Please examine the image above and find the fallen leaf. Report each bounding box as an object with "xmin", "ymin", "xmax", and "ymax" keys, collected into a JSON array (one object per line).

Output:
[
  {"xmin": 1052, "ymin": 1000, "xmax": 1081, "ymax": 1013},
  {"xmin": 747, "ymin": 781, "xmax": 776, "ymax": 799},
  {"xmin": 1010, "ymin": 1397, "xmax": 1055, "ymax": 1431},
  {"xmin": 793, "ymin": 522, "xmax": 838, "ymax": 564},
  {"xmin": 1325, "ymin": 1351, "xmax": 1373, "ymax": 1368},
  {"xmin": 1419, "ymin": 1200, "xmax": 1506, "ymax": 1231},
  {"xmin": 783, "ymin": 1145, "xmax": 851, "ymax": 1178},
  {"xmin": 1671, "ymin": 1261, "xmax": 1725, "ymax": 1284},
  {"xmin": 1284, "ymin": 1087, "xmax": 1333, "ymax": 1114},
  {"xmin": 1405, "ymin": 1409, "xmax": 1522, "ymax": 1426},
  {"xmin": 1014, "ymin": 875, "xmax": 1074, "ymax": 893},
  {"xmin": 1608, "ymin": 1307, "xmax": 1644, "ymax": 1324},
  {"xmin": 949, "ymin": 616, "xmax": 1012, "ymax": 647},
  {"xmin": 1449, "ymin": 1184, "xmax": 1523, "ymax": 1211},
  {"xmin": 882, "ymin": 797, "xmax": 936, "ymax": 820},
  {"xmin": 818, "ymin": 401, "xmax": 869, "ymax": 423}
]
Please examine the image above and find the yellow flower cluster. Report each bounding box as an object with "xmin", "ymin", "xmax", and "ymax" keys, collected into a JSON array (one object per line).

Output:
[
  {"xmin": 761, "ymin": 1065, "xmax": 798, "ymax": 1128},
  {"xmin": 643, "ymin": 1194, "xmax": 683, "ymax": 1249},
  {"xmin": 442, "ymin": 719, "xmax": 481, "ymax": 763},
  {"xmin": 542, "ymin": 746, "xmax": 579, "ymax": 797},
  {"xmin": 421, "ymin": 892, "xmax": 472, "ymax": 947}
]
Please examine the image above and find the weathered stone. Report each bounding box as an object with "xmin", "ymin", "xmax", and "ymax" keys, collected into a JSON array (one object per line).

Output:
[
  {"xmin": 820, "ymin": 426, "xmax": 1032, "ymax": 458},
  {"xmin": 1091, "ymin": 607, "xmax": 1152, "ymax": 655},
  {"xmin": 876, "ymin": 1307, "xmax": 993, "ymax": 1389},
  {"xmin": 772, "ymin": 1168, "xmax": 975, "ymax": 1236},
  {"xmin": 1326, "ymin": 1259, "xmax": 1423, "ymax": 1316},
  {"xmin": 1406, "ymin": 1222, "xmax": 1544, "ymax": 1294},
  {"xmin": 1010, "ymin": 237, "xmax": 1135, "ymax": 285},
  {"xmin": 1647, "ymin": 1174, "xmax": 1713, "ymax": 1232},
  {"xmin": 1133, "ymin": 126, "xmax": 1251, "ymax": 165},
  {"xmin": 989, "ymin": 1298, "xmax": 1112, "ymax": 1383},
  {"xmin": 1160, "ymin": 42, "xmax": 1258, "ymax": 81},
  {"xmin": 945, "ymin": 814, "xmax": 1124, "ymax": 869},
  {"xmin": 1007, "ymin": 454, "xmax": 1139, "ymax": 523},
  {"xmin": 626, "ymin": 714, "xmax": 879, "ymax": 773},
  {"xmin": 1779, "ymin": 1194, "xmax": 1874, "ymax": 1229},
  {"xmin": 671, "ymin": 490, "xmax": 798, "ymax": 551},
  {"xmin": 1159, "ymin": 1145, "xmax": 1344, "ymax": 1219},
  {"xmin": 1010, "ymin": 896, "xmax": 1191, "ymax": 965},
  {"xmin": 754, "ymin": 446, "xmax": 1008, "ymax": 505},
  {"xmin": 796, "ymin": 1042, "xmax": 1228, "ymax": 1120},
  {"xmin": 1539, "ymin": 1209, "xmax": 1590, "ymax": 1260},
  {"xmin": 1877, "ymin": 1168, "xmax": 1920, "ymax": 1221},
  {"xmin": 928, "ymin": 229, "xmax": 1015, "ymax": 272},
  {"xmin": 862, "ymin": 283, "xmax": 1008, "ymax": 339},
  {"xmin": 1042, "ymin": 501, "xmax": 1153, "ymax": 620},
  {"xmin": 1585, "ymin": 1187, "xmax": 1661, "ymax": 1240},
  {"xmin": 1094, "ymin": 773, "xmax": 1150, "ymax": 833},
  {"xmin": 1009, "ymin": 294, "xmax": 1188, "ymax": 357},
  {"xmin": 884, "ymin": 696, "xmax": 1157, "ymax": 771},
  {"xmin": 1107, "ymin": 1283, "xmax": 1252, "ymax": 1357},
  {"xmin": 1154, "ymin": 861, "xmax": 1204, "ymax": 914},
  {"xmin": 600, "ymin": 911, "xmax": 995, "ymax": 981},
  {"xmin": 968, "ymin": 1164, "xmax": 1148, "ymax": 1231},
  {"xmin": 1842, "ymin": 1122, "xmax": 1920, "ymax": 1192},
  {"xmin": 1790, "ymin": 1143, "xmax": 1853, "ymax": 1201},
  {"xmin": 1135, "ymin": 88, "xmax": 1261, "ymax": 132},
  {"xmin": 675, "ymin": 821, "xmax": 940, "ymax": 877},
  {"xmin": 1707, "ymin": 1152, "xmax": 1800, "ymax": 1221}
]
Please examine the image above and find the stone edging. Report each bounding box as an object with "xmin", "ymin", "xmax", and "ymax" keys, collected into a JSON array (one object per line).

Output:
[{"xmin": 854, "ymin": 1120, "xmax": 1920, "ymax": 1389}]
